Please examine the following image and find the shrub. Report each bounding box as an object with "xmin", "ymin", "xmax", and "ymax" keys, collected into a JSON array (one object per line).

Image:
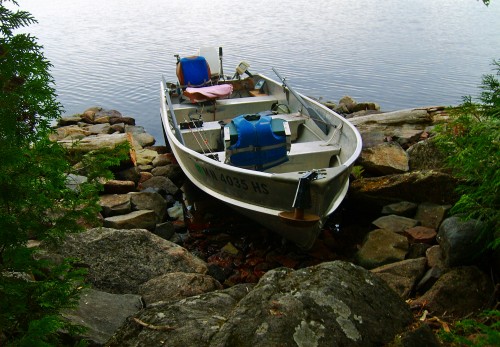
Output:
[
  {"xmin": 435, "ymin": 59, "xmax": 500, "ymax": 250},
  {"xmin": 0, "ymin": 1, "xmax": 126, "ymax": 345}
]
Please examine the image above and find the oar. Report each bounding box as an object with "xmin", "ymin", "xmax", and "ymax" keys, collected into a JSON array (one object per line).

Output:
[{"xmin": 272, "ymin": 67, "xmax": 330, "ymax": 134}]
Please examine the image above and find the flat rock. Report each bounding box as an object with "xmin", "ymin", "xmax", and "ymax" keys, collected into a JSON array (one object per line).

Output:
[
  {"xmin": 405, "ymin": 226, "xmax": 436, "ymax": 244},
  {"xmin": 99, "ymin": 194, "xmax": 131, "ymax": 217},
  {"xmin": 103, "ymin": 180, "xmax": 136, "ymax": 194},
  {"xmin": 62, "ymin": 288, "xmax": 143, "ymax": 345},
  {"xmin": 372, "ymin": 214, "xmax": 420, "ymax": 233},
  {"xmin": 371, "ymin": 257, "xmax": 427, "ymax": 298},
  {"xmin": 356, "ymin": 229, "xmax": 409, "ymax": 269},
  {"xmin": 381, "ymin": 201, "xmax": 418, "ymax": 217},
  {"xmin": 104, "ymin": 210, "xmax": 156, "ymax": 231},
  {"xmin": 42, "ymin": 227, "xmax": 207, "ymax": 294}
]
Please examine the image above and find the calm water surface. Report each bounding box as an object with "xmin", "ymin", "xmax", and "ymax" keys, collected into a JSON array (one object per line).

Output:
[{"xmin": 18, "ymin": 0, "xmax": 500, "ymax": 144}]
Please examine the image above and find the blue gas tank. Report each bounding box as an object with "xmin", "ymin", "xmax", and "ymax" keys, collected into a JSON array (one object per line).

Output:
[{"xmin": 224, "ymin": 113, "xmax": 290, "ymax": 170}]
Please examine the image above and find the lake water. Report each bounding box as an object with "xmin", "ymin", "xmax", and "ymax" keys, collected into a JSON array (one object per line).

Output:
[{"xmin": 17, "ymin": 0, "xmax": 500, "ymax": 144}]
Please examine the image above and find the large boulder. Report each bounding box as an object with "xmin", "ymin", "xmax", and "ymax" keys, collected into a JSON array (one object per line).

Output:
[
  {"xmin": 107, "ymin": 261, "xmax": 412, "ymax": 347},
  {"xmin": 42, "ymin": 228, "xmax": 207, "ymax": 294}
]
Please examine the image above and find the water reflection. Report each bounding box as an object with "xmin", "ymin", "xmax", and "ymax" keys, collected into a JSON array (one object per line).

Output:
[{"xmin": 18, "ymin": 0, "xmax": 500, "ymax": 144}]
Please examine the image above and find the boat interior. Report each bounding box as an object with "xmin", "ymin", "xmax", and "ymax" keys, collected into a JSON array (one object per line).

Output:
[{"xmin": 165, "ymin": 48, "xmax": 344, "ymax": 173}]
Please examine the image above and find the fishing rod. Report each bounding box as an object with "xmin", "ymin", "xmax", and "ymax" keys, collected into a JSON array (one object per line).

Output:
[
  {"xmin": 162, "ymin": 75, "xmax": 185, "ymax": 145},
  {"xmin": 272, "ymin": 67, "xmax": 332, "ymax": 135}
]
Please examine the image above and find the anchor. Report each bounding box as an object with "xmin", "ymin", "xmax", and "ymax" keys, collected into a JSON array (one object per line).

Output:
[{"xmin": 278, "ymin": 170, "xmax": 321, "ymax": 226}]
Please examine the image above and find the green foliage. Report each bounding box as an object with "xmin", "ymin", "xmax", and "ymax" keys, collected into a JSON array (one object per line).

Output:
[
  {"xmin": 435, "ymin": 59, "xmax": 500, "ymax": 249},
  {"xmin": 0, "ymin": 1, "xmax": 127, "ymax": 345},
  {"xmin": 350, "ymin": 165, "xmax": 365, "ymax": 180},
  {"xmin": 438, "ymin": 310, "xmax": 500, "ymax": 346}
]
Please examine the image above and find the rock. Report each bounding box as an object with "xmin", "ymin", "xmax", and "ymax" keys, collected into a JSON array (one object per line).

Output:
[
  {"xmin": 58, "ymin": 115, "xmax": 83, "ymax": 126},
  {"xmin": 211, "ymin": 261, "xmax": 413, "ymax": 347},
  {"xmin": 125, "ymin": 125, "xmax": 145, "ymax": 134},
  {"xmin": 392, "ymin": 323, "xmax": 441, "ymax": 347},
  {"xmin": 411, "ymin": 266, "xmax": 494, "ymax": 318},
  {"xmin": 138, "ymin": 171, "xmax": 154, "ymax": 184},
  {"xmin": 407, "ymin": 138, "xmax": 446, "ymax": 171},
  {"xmin": 62, "ymin": 288, "xmax": 143, "ymax": 345},
  {"xmin": 65, "ymin": 174, "xmax": 88, "ymax": 191},
  {"xmin": 87, "ymin": 122, "xmax": 111, "ymax": 135},
  {"xmin": 139, "ymin": 176, "xmax": 179, "ymax": 196},
  {"xmin": 405, "ymin": 226, "xmax": 437, "ymax": 244},
  {"xmin": 99, "ymin": 194, "xmax": 131, "ymax": 217},
  {"xmin": 110, "ymin": 122, "xmax": 125, "ymax": 133},
  {"xmin": 425, "ymin": 245, "xmax": 446, "ymax": 270},
  {"xmin": 338, "ymin": 95, "xmax": 357, "ymax": 113},
  {"xmin": 359, "ymin": 142, "xmax": 409, "ymax": 175},
  {"xmin": 350, "ymin": 108, "xmax": 432, "ymax": 148},
  {"xmin": 133, "ymin": 132, "xmax": 156, "ymax": 147},
  {"xmin": 414, "ymin": 202, "xmax": 451, "ymax": 229},
  {"xmin": 154, "ymin": 221, "xmax": 175, "ymax": 240},
  {"xmin": 406, "ymin": 243, "xmax": 431, "ymax": 259},
  {"xmin": 106, "ymin": 284, "xmax": 255, "ymax": 347},
  {"xmin": 95, "ymin": 108, "xmax": 122, "ymax": 119},
  {"xmin": 356, "ymin": 229, "xmax": 409, "ymax": 269},
  {"xmin": 114, "ymin": 166, "xmax": 141, "ymax": 183},
  {"xmin": 138, "ymin": 272, "xmax": 223, "ymax": 306},
  {"xmin": 372, "ymin": 215, "xmax": 420, "ymax": 233},
  {"xmin": 103, "ymin": 180, "xmax": 136, "ymax": 194},
  {"xmin": 371, "ymin": 258, "xmax": 427, "ymax": 298},
  {"xmin": 350, "ymin": 170, "xmax": 459, "ymax": 207},
  {"xmin": 103, "ymin": 210, "xmax": 156, "ymax": 231},
  {"xmin": 381, "ymin": 201, "xmax": 418, "ymax": 217},
  {"xmin": 58, "ymin": 133, "xmax": 135, "ymax": 163},
  {"xmin": 152, "ymin": 164, "xmax": 185, "ymax": 186},
  {"xmin": 110, "ymin": 116, "xmax": 135, "ymax": 126},
  {"xmin": 437, "ymin": 216, "xmax": 488, "ymax": 267},
  {"xmin": 43, "ymin": 227, "xmax": 207, "ymax": 294},
  {"xmin": 50, "ymin": 125, "xmax": 91, "ymax": 141},
  {"xmin": 129, "ymin": 192, "xmax": 167, "ymax": 223},
  {"xmin": 135, "ymin": 148, "xmax": 158, "ymax": 166},
  {"xmin": 415, "ymin": 266, "xmax": 443, "ymax": 293},
  {"xmin": 152, "ymin": 153, "xmax": 174, "ymax": 167},
  {"xmin": 108, "ymin": 261, "xmax": 412, "ymax": 347}
]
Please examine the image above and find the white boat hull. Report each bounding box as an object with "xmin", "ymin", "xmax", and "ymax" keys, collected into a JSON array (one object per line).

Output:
[{"xmin": 160, "ymin": 73, "xmax": 362, "ymax": 249}]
